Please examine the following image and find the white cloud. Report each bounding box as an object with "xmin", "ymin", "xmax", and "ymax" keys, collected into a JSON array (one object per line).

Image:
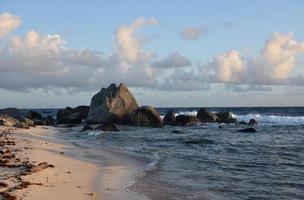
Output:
[
  {"xmin": 179, "ymin": 26, "xmax": 206, "ymax": 40},
  {"xmin": 248, "ymin": 32, "xmax": 304, "ymax": 84},
  {"xmin": 115, "ymin": 17, "xmax": 158, "ymax": 62},
  {"xmin": 0, "ymin": 12, "xmax": 21, "ymax": 37},
  {"xmin": 152, "ymin": 51, "xmax": 192, "ymax": 68},
  {"xmin": 213, "ymin": 50, "xmax": 245, "ymax": 83}
]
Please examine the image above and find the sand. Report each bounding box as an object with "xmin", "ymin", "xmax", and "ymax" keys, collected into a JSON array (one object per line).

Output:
[{"xmin": 0, "ymin": 126, "xmax": 147, "ymax": 200}]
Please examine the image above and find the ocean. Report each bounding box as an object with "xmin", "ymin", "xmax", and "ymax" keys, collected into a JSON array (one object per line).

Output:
[{"xmin": 21, "ymin": 107, "xmax": 304, "ymax": 200}]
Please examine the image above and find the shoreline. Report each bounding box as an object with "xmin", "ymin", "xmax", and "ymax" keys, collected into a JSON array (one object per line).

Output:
[{"xmin": 0, "ymin": 126, "xmax": 148, "ymax": 200}]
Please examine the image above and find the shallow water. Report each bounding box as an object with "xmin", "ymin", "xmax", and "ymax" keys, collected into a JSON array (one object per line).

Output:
[{"xmin": 24, "ymin": 107, "xmax": 304, "ymax": 200}]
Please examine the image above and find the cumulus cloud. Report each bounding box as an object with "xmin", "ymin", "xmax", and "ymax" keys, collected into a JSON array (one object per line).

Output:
[
  {"xmin": 115, "ymin": 17, "xmax": 158, "ymax": 62},
  {"xmin": 179, "ymin": 26, "xmax": 206, "ymax": 40},
  {"xmin": 212, "ymin": 50, "xmax": 245, "ymax": 83},
  {"xmin": 248, "ymin": 32, "xmax": 304, "ymax": 84},
  {"xmin": 0, "ymin": 12, "xmax": 21, "ymax": 37},
  {"xmin": 152, "ymin": 51, "xmax": 192, "ymax": 68}
]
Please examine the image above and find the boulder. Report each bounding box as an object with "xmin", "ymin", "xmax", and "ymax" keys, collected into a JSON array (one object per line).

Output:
[
  {"xmin": 175, "ymin": 115, "xmax": 201, "ymax": 126},
  {"xmin": 46, "ymin": 116, "xmax": 56, "ymax": 125},
  {"xmin": 96, "ymin": 123, "xmax": 120, "ymax": 132},
  {"xmin": 14, "ymin": 122, "xmax": 29, "ymax": 129},
  {"xmin": 196, "ymin": 108, "xmax": 217, "ymax": 123},
  {"xmin": 163, "ymin": 111, "xmax": 176, "ymax": 125},
  {"xmin": 56, "ymin": 106, "xmax": 89, "ymax": 124},
  {"xmin": 216, "ymin": 111, "xmax": 237, "ymax": 123},
  {"xmin": 126, "ymin": 106, "xmax": 163, "ymax": 127},
  {"xmin": 32, "ymin": 118, "xmax": 47, "ymax": 126},
  {"xmin": 249, "ymin": 119, "xmax": 257, "ymax": 125},
  {"xmin": 0, "ymin": 108, "xmax": 23, "ymax": 120},
  {"xmin": 26, "ymin": 111, "xmax": 42, "ymax": 119},
  {"xmin": 0, "ymin": 114, "xmax": 19, "ymax": 126},
  {"xmin": 238, "ymin": 128, "xmax": 257, "ymax": 133},
  {"xmin": 20, "ymin": 118, "xmax": 34, "ymax": 127},
  {"xmin": 86, "ymin": 83, "xmax": 139, "ymax": 124}
]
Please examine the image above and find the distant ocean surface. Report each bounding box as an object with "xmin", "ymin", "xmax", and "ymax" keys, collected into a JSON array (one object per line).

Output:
[{"xmin": 22, "ymin": 107, "xmax": 304, "ymax": 200}]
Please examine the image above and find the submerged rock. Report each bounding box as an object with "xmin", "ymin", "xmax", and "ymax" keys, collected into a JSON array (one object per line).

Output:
[
  {"xmin": 163, "ymin": 111, "xmax": 176, "ymax": 125},
  {"xmin": 175, "ymin": 115, "xmax": 201, "ymax": 126},
  {"xmin": 126, "ymin": 106, "xmax": 163, "ymax": 127},
  {"xmin": 197, "ymin": 108, "xmax": 217, "ymax": 123},
  {"xmin": 86, "ymin": 83, "xmax": 139, "ymax": 124},
  {"xmin": 238, "ymin": 128, "xmax": 257, "ymax": 133}
]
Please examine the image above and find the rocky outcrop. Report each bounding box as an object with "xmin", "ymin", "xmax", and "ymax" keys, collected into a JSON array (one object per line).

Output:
[
  {"xmin": 86, "ymin": 83, "xmax": 139, "ymax": 124},
  {"xmin": 26, "ymin": 111, "xmax": 42, "ymax": 119},
  {"xmin": 0, "ymin": 108, "xmax": 23, "ymax": 120},
  {"xmin": 163, "ymin": 111, "xmax": 176, "ymax": 125},
  {"xmin": 96, "ymin": 123, "xmax": 120, "ymax": 132},
  {"xmin": 0, "ymin": 114, "xmax": 19, "ymax": 126},
  {"xmin": 175, "ymin": 115, "xmax": 201, "ymax": 126},
  {"xmin": 197, "ymin": 108, "xmax": 217, "ymax": 123},
  {"xmin": 126, "ymin": 106, "xmax": 163, "ymax": 127},
  {"xmin": 216, "ymin": 111, "xmax": 237, "ymax": 123},
  {"xmin": 56, "ymin": 106, "xmax": 89, "ymax": 124}
]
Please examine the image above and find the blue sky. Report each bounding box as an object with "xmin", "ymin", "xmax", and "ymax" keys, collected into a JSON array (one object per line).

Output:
[{"xmin": 0, "ymin": 0, "xmax": 304, "ymax": 108}]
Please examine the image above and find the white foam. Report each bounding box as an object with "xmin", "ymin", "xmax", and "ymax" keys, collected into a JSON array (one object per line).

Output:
[
  {"xmin": 87, "ymin": 131, "xmax": 102, "ymax": 136},
  {"xmin": 233, "ymin": 113, "xmax": 304, "ymax": 125}
]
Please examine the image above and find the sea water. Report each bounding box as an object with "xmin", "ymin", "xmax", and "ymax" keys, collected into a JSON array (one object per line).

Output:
[{"xmin": 22, "ymin": 107, "xmax": 304, "ymax": 200}]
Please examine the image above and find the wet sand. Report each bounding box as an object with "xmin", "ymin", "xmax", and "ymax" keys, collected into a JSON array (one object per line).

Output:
[{"xmin": 0, "ymin": 126, "xmax": 146, "ymax": 200}]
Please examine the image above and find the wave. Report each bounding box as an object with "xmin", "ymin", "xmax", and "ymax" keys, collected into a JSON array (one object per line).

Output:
[{"xmin": 233, "ymin": 114, "xmax": 304, "ymax": 125}]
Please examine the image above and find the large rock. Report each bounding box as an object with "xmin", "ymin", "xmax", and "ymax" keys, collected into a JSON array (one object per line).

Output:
[
  {"xmin": 56, "ymin": 106, "xmax": 89, "ymax": 124},
  {"xmin": 86, "ymin": 83, "xmax": 139, "ymax": 124},
  {"xmin": 0, "ymin": 114, "xmax": 19, "ymax": 126},
  {"xmin": 175, "ymin": 115, "xmax": 201, "ymax": 126},
  {"xmin": 197, "ymin": 108, "xmax": 217, "ymax": 123},
  {"xmin": 163, "ymin": 111, "xmax": 176, "ymax": 125},
  {"xmin": 0, "ymin": 108, "xmax": 22, "ymax": 120},
  {"xmin": 26, "ymin": 111, "xmax": 42, "ymax": 119},
  {"xmin": 126, "ymin": 106, "xmax": 163, "ymax": 127},
  {"xmin": 216, "ymin": 111, "xmax": 237, "ymax": 123}
]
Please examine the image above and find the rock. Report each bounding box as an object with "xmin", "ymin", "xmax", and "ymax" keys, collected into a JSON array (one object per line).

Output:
[
  {"xmin": 57, "ymin": 112, "xmax": 82, "ymax": 124},
  {"xmin": 249, "ymin": 119, "xmax": 257, "ymax": 125},
  {"xmin": 96, "ymin": 123, "xmax": 120, "ymax": 132},
  {"xmin": 175, "ymin": 115, "xmax": 201, "ymax": 126},
  {"xmin": 0, "ymin": 114, "xmax": 19, "ymax": 126},
  {"xmin": 81, "ymin": 124, "xmax": 94, "ymax": 132},
  {"xmin": 46, "ymin": 116, "xmax": 56, "ymax": 125},
  {"xmin": 216, "ymin": 111, "xmax": 237, "ymax": 123},
  {"xmin": 126, "ymin": 106, "xmax": 163, "ymax": 127},
  {"xmin": 0, "ymin": 108, "xmax": 22, "ymax": 120},
  {"xmin": 163, "ymin": 111, "xmax": 176, "ymax": 125},
  {"xmin": 14, "ymin": 122, "xmax": 29, "ymax": 129},
  {"xmin": 56, "ymin": 106, "xmax": 89, "ymax": 124},
  {"xmin": 197, "ymin": 108, "xmax": 217, "ymax": 123},
  {"xmin": 20, "ymin": 118, "xmax": 34, "ymax": 127},
  {"xmin": 26, "ymin": 111, "xmax": 42, "ymax": 119},
  {"xmin": 172, "ymin": 130, "xmax": 182, "ymax": 134},
  {"xmin": 86, "ymin": 83, "xmax": 139, "ymax": 124},
  {"xmin": 238, "ymin": 128, "xmax": 257, "ymax": 133},
  {"xmin": 32, "ymin": 118, "xmax": 47, "ymax": 126}
]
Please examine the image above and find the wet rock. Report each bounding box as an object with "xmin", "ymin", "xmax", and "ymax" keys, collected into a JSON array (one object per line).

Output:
[
  {"xmin": 163, "ymin": 111, "xmax": 176, "ymax": 125},
  {"xmin": 126, "ymin": 106, "xmax": 163, "ymax": 127},
  {"xmin": 56, "ymin": 106, "xmax": 89, "ymax": 124},
  {"xmin": 238, "ymin": 128, "xmax": 257, "ymax": 133},
  {"xmin": 86, "ymin": 83, "xmax": 138, "ymax": 124},
  {"xmin": 26, "ymin": 111, "xmax": 42, "ymax": 119},
  {"xmin": 197, "ymin": 108, "xmax": 217, "ymax": 123},
  {"xmin": 96, "ymin": 123, "xmax": 120, "ymax": 132},
  {"xmin": 216, "ymin": 111, "xmax": 237, "ymax": 123},
  {"xmin": 175, "ymin": 115, "xmax": 201, "ymax": 126},
  {"xmin": 171, "ymin": 130, "xmax": 182, "ymax": 134},
  {"xmin": 249, "ymin": 119, "xmax": 257, "ymax": 125}
]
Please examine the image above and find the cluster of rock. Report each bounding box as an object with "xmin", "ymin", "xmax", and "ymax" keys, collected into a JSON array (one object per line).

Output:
[{"xmin": 0, "ymin": 83, "xmax": 258, "ymax": 132}]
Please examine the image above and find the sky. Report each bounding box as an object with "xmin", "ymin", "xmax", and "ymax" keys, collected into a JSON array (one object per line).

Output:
[{"xmin": 0, "ymin": 0, "xmax": 304, "ymax": 108}]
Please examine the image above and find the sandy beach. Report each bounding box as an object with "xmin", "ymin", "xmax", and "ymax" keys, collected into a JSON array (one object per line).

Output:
[{"xmin": 0, "ymin": 126, "xmax": 146, "ymax": 200}]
